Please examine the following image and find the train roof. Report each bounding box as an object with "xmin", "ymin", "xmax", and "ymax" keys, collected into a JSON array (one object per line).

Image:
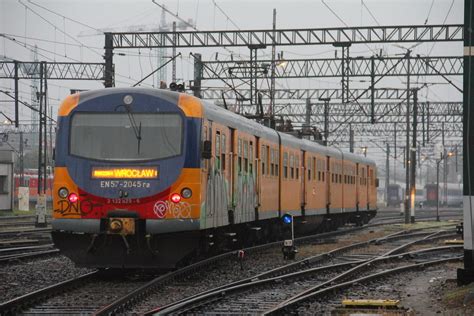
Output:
[
  {"xmin": 202, "ymin": 97, "xmax": 375, "ymax": 166},
  {"xmin": 72, "ymin": 88, "xmax": 375, "ymax": 167},
  {"xmin": 74, "ymin": 87, "xmax": 180, "ymax": 107},
  {"xmin": 201, "ymin": 98, "xmax": 280, "ymax": 142}
]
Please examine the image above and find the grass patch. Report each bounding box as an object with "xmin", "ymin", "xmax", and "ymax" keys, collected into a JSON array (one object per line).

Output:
[
  {"xmin": 395, "ymin": 221, "xmax": 458, "ymax": 230},
  {"xmin": 443, "ymin": 282, "xmax": 474, "ymax": 308}
]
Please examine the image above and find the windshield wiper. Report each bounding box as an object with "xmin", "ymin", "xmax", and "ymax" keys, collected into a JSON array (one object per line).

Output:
[{"xmin": 123, "ymin": 104, "xmax": 142, "ymax": 155}]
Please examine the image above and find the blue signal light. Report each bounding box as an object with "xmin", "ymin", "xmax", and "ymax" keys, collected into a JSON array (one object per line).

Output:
[{"xmin": 282, "ymin": 214, "xmax": 293, "ymax": 224}]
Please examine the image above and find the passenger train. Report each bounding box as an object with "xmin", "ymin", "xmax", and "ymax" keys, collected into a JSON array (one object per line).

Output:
[{"xmin": 52, "ymin": 88, "xmax": 378, "ymax": 269}]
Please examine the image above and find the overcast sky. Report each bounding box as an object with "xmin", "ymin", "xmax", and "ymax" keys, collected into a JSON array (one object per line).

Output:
[{"xmin": 0, "ymin": 0, "xmax": 465, "ymax": 164}]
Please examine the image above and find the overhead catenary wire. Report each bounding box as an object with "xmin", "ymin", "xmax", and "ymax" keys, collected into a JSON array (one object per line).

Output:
[
  {"xmin": 18, "ymin": 0, "xmax": 102, "ymax": 58},
  {"xmin": 212, "ymin": 0, "xmax": 240, "ymax": 30},
  {"xmin": 427, "ymin": 0, "xmax": 455, "ymax": 56},
  {"xmin": 26, "ymin": 0, "xmax": 100, "ymax": 32},
  {"xmin": 425, "ymin": 0, "xmax": 436, "ymax": 25},
  {"xmin": 0, "ymin": 32, "xmax": 103, "ymax": 51},
  {"xmin": 0, "ymin": 90, "xmax": 57, "ymax": 123},
  {"xmin": 361, "ymin": 0, "xmax": 381, "ymax": 26}
]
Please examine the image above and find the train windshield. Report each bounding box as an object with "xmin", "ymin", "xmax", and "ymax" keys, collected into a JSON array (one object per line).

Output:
[{"xmin": 70, "ymin": 113, "xmax": 183, "ymax": 161}]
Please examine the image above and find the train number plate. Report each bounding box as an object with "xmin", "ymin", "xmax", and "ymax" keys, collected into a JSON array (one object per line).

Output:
[{"xmin": 107, "ymin": 218, "xmax": 135, "ymax": 235}]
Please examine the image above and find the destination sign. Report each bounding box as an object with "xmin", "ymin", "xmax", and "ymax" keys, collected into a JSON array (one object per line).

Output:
[{"xmin": 91, "ymin": 167, "xmax": 158, "ymax": 179}]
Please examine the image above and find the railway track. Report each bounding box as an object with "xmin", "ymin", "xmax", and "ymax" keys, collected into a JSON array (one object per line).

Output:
[
  {"xmin": 0, "ymin": 215, "xmax": 52, "ymax": 229},
  {"xmin": 0, "ymin": 224, "xmax": 369, "ymax": 315},
  {"xmin": 94, "ymin": 222, "xmax": 460, "ymax": 315},
  {"xmin": 0, "ymin": 244, "xmax": 58, "ymax": 263},
  {"xmin": 149, "ymin": 228, "xmax": 460, "ymax": 315},
  {"xmin": 0, "ymin": 219, "xmax": 461, "ymax": 315},
  {"xmin": 0, "ymin": 222, "xmax": 388, "ymax": 314}
]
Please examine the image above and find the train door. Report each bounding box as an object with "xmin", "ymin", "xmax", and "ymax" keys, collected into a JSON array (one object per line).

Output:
[
  {"xmin": 326, "ymin": 156, "xmax": 331, "ymax": 213},
  {"xmin": 202, "ymin": 120, "xmax": 211, "ymax": 177},
  {"xmin": 366, "ymin": 165, "xmax": 370, "ymax": 210},
  {"xmin": 301, "ymin": 150, "xmax": 306, "ymax": 216},
  {"xmin": 355, "ymin": 163, "xmax": 359, "ymax": 211},
  {"xmin": 255, "ymin": 137, "xmax": 261, "ymax": 218},
  {"xmin": 230, "ymin": 128, "xmax": 236, "ymax": 220}
]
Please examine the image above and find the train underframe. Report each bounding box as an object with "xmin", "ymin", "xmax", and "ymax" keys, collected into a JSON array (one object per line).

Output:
[{"xmin": 52, "ymin": 210, "xmax": 377, "ymax": 270}]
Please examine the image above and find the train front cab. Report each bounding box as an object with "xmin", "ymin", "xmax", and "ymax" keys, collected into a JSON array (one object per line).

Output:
[{"xmin": 52, "ymin": 90, "xmax": 204, "ymax": 269}]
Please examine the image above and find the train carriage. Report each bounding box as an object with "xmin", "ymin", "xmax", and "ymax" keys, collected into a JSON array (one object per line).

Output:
[{"xmin": 52, "ymin": 88, "xmax": 377, "ymax": 269}]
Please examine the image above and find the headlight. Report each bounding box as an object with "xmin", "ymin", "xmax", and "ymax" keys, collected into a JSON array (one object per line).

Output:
[
  {"xmin": 58, "ymin": 187, "xmax": 69, "ymax": 198},
  {"xmin": 181, "ymin": 188, "xmax": 192, "ymax": 199}
]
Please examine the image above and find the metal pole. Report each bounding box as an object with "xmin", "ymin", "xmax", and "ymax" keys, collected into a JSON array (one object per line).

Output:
[
  {"xmin": 370, "ymin": 56, "xmax": 375, "ymax": 123},
  {"xmin": 386, "ymin": 142, "xmax": 390, "ymax": 206},
  {"xmin": 436, "ymin": 158, "xmax": 440, "ymax": 221},
  {"xmin": 442, "ymin": 121, "xmax": 445, "ymax": 206},
  {"xmin": 349, "ymin": 124, "xmax": 354, "ymax": 153},
  {"xmin": 410, "ymin": 89, "xmax": 417, "ymax": 223},
  {"xmin": 459, "ymin": 0, "xmax": 474, "ymax": 284},
  {"xmin": 318, "ymin": 97, "xmax": 331, "ymax": 145},
  {"xmin": 14, "ymin": 60, "xmax": 19, "ymax": 128},
  {"xmin": 192, "ymin": 53, "xmax": 203, "ymax": 98},
  {"xmin": 249, "ymin": 47, "xmax": 253, "ymax": 105},
  {"xmin": 444, "ymin": 148, "xmax": 448, "ymax": 206},
  {"xmin": 19, "ymin": 131, "xmax": 24, "ymax": 187},
  {"xmin": 394, "ymin": 123, "xmax": 397, "ymax": 182},
  {"xmin": 405, "ymin": 51, "xmax": 411, "ymax": 224},
  {"xmin": 305, "ymin": 98, "xmax": 311, "ymax": 133},
  {"xmin": 172, "ymin": 21, "xmax": 177, "ymax": 83},
  {"xmin": 37, "ymin": 62, "xmax": 43, "ymax": 195},
  {"xmin": 43, "ymin": 64, "xmax": 48, "ymax": 194},
  {"xmin": 291, "ymin": 215, "xmax": 294, "ymax": 242},
  {"xmin": 104, "ymin": 33, "xmax": 114, "ymax": 87},
  {"xmin": 270, "ymin": 8, "xmax": 276, "ymax": 119}
]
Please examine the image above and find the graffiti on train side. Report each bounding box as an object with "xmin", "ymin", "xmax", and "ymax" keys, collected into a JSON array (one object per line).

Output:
[
  {"xmin": 203, "ymin": 167, "xmax": 256, "ymax": 228},
  {"xmin": 204, "ymin": 170, "xmax": 229, "ymax": 228}
]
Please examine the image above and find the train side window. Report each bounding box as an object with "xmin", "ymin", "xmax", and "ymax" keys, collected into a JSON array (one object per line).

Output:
[
  {"xmin": 266, "ymin": 146, "xmax": 270, "ymax": 175},
  {"xmin": 283, "ymin": 152, "xmax": 288, "ymax": 178},
  {"xmin": 317, "ymin": 160, "xmax": 320, "ymax": 182},
  {"xmin": 296, "ymin": 156, "xmax": 299, "ymax": 180},
  {"xmin": 249, "ymin": 141, "xmax": 253, "ymax": 174},
  {"xmin": 261, "ymin": 145, "xmax": 266, "ymax": 176},
  {"xmin": 215, "ymin": 132, "xmax": 221, "ymax": 169},
  {"xmin": 244, "ymin": 141, "xmax": 249, "ymax": 173},
  {"xmin": 290, "ymin": 154, "xmax": 294, "ymax": 179},
  {"xmin": 323, "ymin": 161, "xmax": 326, "ymax": 182},
  {"xmin": 221, "ymin": 134, "xmax": 226, "ymax": 170},
  {"xmin": 270, "ymin": 149, "xmax": 274, "ymax": 176},
  {"xmin": 275, "ymin": 149, "xmax": 280, "ymax": 177},
  {"xmin": 307, "ymin": 157, "xmax": 311, "ymax": 181},
  {"xmin": 238, "ymin": 139, "xmax": 242, "ymax": 173}
]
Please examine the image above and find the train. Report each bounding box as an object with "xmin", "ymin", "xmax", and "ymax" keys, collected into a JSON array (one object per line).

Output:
[
  {"xmin": 425, "ymin": 183, "xmax": 463, "ymax": 207},
  {"xmin": 386, "ymin": 182, "xmax": 462, "ymax": 208},
  {"xmin": 386, "ymin": 183, "xmax": 404, "ymax": 207},
  {"xmin": 52, "ymin": 88, "xmax": 378, "ymax": 269},
  {"xmin": 13, "ymin": 169, "xmax": 53, "ymax": 204}
]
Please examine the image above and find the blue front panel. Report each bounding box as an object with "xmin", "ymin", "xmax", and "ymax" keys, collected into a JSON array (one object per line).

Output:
[{"xmin": 55, "ymin": 91, "xmax": 201, "ymax": 199}]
